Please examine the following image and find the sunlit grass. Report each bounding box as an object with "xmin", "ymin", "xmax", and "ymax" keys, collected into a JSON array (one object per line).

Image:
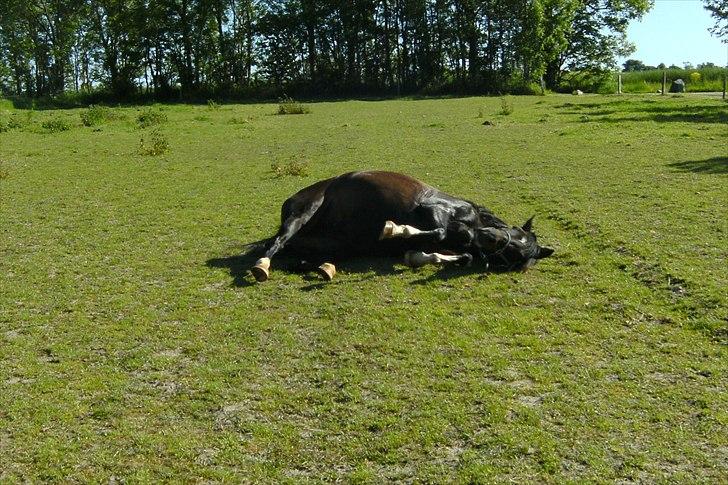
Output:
[{"xmin": 0, "ymin": 94, "xmax": 726, "ymax": 481}]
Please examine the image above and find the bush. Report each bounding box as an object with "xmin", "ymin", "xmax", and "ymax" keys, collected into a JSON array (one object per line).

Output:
[
  {"xmin": 80, "ymin": 105, "xmax": 110, "ymax": 126},
  {"xmin": 207, "ymin": 99, "xmax": 221, "ymax": 110},
  {"xmin": 41, "ymin": 118, "xmax": 72, "ymax": 132},
  {"xmin": 271, "ymin": 159, "xmax": 309, "ymax": 177},
  {"xmin": 137, "ymin": 109, "xmax": 168, "ymax": 128},
  {"xmin": 499, "ymin": 96, "xmax": 513, "ymax": 115},
  {"xmin": 139, "ymin": 129, "xmax": 170, "ymax": 156},
  {"xmin": 277, "ymin": 96, "xmax": 310, "ymax": 115}
]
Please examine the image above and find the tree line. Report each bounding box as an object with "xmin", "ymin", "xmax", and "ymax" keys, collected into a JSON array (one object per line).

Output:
[{"xmin": 0, "ymin": 0, "xmax": 657, "ymax": 100}]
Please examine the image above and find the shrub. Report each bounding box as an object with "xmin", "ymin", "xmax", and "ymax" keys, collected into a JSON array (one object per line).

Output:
[
  {"xmin": 271, "ymin": 159, "xmax": 309, "ymax": 177},
  {"xmin": 137, "ymin": 109, "xmax": 167, "ymax": 128},
  {"xmin": 689, "ymin": 72, "xmax": 702, "ymax": 84},
  {"xmin": 139, "ymin": 129, "xmax": 170, "ymax": 156},
  {"xmin": 80, "ymin": 105, "xmax": 110, "ymax": 126},
  {"xmin": 499, "ymin": 96, "xmax": 513, "ymax": 115},
  {"xmin": 277, "ymin": 96, "xmax": 310, "ymax": 115},
  {"xmin": 41, "ymin": 118, "xmax": 71, "ymax": 132},
  {"xmin": 207, "ymin": 99, "xmax": 221, "ymax": 110}
]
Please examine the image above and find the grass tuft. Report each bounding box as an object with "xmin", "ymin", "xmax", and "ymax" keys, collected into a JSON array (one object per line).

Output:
[
  {"xmin": 277, "ymin": 96, "xmax": 310, "ymax": 115},
  {"xmin": 41, "ymin": 117, "xmax": 71, "ymax": 132},
  {"xmin": 499, "ymin": 96, "xmax": 514, "ymax": 115},
  {"xmin": 139, "ymin": 129, "xmax": 170, "ymax": 156},
  {"xmin": 80, "ymin": 105, "xmax": 124, "ymax": 126},
  {"xmin": 271, "ymin": 158, "xmax": 309, "ymax": 177},
  {"xmin": 137, "ymin": 109, "xmax": 168, "ymax": 128}
]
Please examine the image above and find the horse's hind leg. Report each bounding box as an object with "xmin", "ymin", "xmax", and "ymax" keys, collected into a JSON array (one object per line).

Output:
[
  {"xmin": 379, "ymin": 221, "xmax": 445, "ymax": 242},
  {"xmin": 252, "ymin": 197, "xmax": 324, "ymax": 282}
]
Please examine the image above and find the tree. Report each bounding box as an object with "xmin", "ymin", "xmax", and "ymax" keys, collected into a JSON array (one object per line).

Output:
[
  {"xmin": 543, "ymin": 0, "xmax": 651, "ymax": 89},
  {"xmin": 704, "ymin": 0, "xmax": 728, "ymax": 41},
  {"xmin": 623, "ymin": 59, "xmax": 646, "ymax": 71}
]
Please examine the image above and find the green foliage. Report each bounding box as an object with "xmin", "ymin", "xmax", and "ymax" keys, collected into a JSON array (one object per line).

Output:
[
  {"xmin": 271, "ymin": 158, "xmax": 309, "ymax": 177},
  {"xmin": 499, "ymin": 96, "xmax": 514, "ymax": 115},
  {"xmin": 137, "ymin": 109, "xmax": 168, "ymax": 128},
  {"xmin": 79, "ymin": 105, "xmax": 120, "ymax": 126},
  {"xmin": 41, "ymin": 118, "xmax": 71, "ymax": 132},
  {"xmin": 277, "ymin": 96, "xmax": 310, "ymax": 115},
  {"xmin": 207, "ymin": 99, "xmax": 221, "ymax": 110},
  {"xmin": 138, "ymin": 129, "xmax": 170, "ymax": 156},
  {"xmin": 0, "ymin": 0, "xmax": 652, "ymax": 98},
  {"xmin": 621, "ymin": 67, "xmax": 727, "ymax": 93},
  {"xmin": 559, "ymin": 70, "xmax": 616, "ymax": 94},
  {"xmin": 704, "ymin": 0, "xmax": 728, "ymax": 39}
]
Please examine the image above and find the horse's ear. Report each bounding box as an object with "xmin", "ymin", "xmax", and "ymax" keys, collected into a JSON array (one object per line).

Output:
[
  {"xmin": 522, "ymin": 215, "xmax": 535, "ymax": 232},
  {"xmin": 537, "ymin": 246, "xmax": 554, "ymax": 259}
]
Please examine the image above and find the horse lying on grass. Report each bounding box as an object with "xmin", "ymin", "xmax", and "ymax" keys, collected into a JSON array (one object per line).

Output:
[{"xmin": 250, "ymin": 171, "xmax": 553, "ymax": 282}]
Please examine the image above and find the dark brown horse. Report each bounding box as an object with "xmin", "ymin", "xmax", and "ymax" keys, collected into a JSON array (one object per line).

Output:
[{"xmin": 251, "ymin": 171, "xmax": 553, "ymax": 281}]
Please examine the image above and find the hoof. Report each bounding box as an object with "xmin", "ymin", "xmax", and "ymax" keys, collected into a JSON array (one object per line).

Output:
[
  {"xmin": 404, "ymin": 250, "xmax": 428, "ymax": 268},
  {"xmin": 379, "ymin": 220, "xmax": 396, "ymax": 240},
  {"xmin": 251, "ymin": 257, "xmax": 270, "ymax": 282},
  {"xmin": 458, "ymin": 253, "xmax": 473, "ymax": 267},
  {"xmin": 317, "ymin": 262, "xmax": 336, "ymax": 281}
]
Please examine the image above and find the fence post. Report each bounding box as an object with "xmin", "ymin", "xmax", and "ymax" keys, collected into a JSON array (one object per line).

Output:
[
  {"xmin": 662, "ymin": 70, "xmax": 666, "ymax": 95},
  {"xmin": 618, "ymin": 72, "xmax": 622, "ymax": 94},
  {"xmin": 723, "ymin": 69, "xmax": 726, "ymax": 100}
]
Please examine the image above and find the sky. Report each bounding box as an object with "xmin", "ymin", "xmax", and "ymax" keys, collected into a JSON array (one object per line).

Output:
[{"xmin": 621, "ymin": 0, "xmax": 728, "ymax": 68}]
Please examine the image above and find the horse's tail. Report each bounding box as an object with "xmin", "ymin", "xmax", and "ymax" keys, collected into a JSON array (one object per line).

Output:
[{"xmin": 242, "ymin": 237, "xmax": 275, "ymax": 256}]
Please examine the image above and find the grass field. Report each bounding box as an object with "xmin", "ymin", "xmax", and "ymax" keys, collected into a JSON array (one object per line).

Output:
[{"xmin": 1, "ymin": 94, "xmax": 726, "ymax": 482}]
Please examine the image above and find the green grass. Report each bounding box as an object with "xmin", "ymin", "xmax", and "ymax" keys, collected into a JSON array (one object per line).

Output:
[
  {"xmin": 1, "ymin": 95, "xmax": 726, "ymax": 482},
  {"xmin": 622, "ymin": 67, "xmax": 727, "ymax": 93}
]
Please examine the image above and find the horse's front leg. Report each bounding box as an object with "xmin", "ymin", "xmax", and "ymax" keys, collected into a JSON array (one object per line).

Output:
[{"xmin": 403, "ymin": 250, "xmax": 473, "ymax": 268}]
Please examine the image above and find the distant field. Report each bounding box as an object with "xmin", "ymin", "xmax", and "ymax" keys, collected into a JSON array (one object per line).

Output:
[
  {"xmin": 1, "ymin": 94, "xmax": 726, "ymax": 481},
  {"xmin": 621, "ymin": 67, "xmax": 727, "ymax": 93}
]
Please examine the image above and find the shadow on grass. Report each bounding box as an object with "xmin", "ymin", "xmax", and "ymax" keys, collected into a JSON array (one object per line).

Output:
[
  {"xmin": 206, "ymin": 246, "xmax": 498, "ymax": 288},
  {"xmin": 557, "ymin": 99, "xmax": 728, "ymax": 124},
  {"xmin": 410, "ymin": 262, "xmax": 491, "ymax": 286},
  {"xmin": 206, "ymin": 252, "xmax": 263, "ymax": 287},
  {"xmin": 668, "ymin": 156, "xmax": 728, "ymax": 174},
  {"xmin": 206, "ymin": 245, "xmax": 409, "ymax": 288}
]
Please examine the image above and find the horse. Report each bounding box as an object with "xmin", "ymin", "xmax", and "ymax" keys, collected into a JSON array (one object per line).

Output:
[{"xmin": 250, "ymin": 171, "xmax": 553, "ymax": 281}]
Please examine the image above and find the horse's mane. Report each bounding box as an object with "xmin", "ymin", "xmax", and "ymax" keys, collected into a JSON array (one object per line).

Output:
[{"xmin": 474, "ymin": 204, "xmax": 509, "ymax": 229}]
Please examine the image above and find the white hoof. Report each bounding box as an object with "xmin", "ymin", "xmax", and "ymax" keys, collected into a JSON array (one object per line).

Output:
[{"xmin": 251, "ymin": 257, "xmax": 270, "ymax": 282}]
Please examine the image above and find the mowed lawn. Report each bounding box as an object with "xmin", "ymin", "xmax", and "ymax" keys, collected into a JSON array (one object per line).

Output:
[{"xmin": 1, "ymin": 94, "xmax": 726, "ymax": 482}]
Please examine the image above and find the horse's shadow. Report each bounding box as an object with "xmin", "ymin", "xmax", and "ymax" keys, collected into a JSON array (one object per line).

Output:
[
  {"xmin": 206, "ymin": 245, "xmax": 495, "ymax": 288},
  {"xmin": 205, "ymin": 252, "xmax": 263, "ymax": 287}
]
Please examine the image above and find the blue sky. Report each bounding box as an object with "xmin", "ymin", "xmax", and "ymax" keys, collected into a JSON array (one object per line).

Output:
[{"xmin": 621, "ymin": 0, "xmax": 728, "ymax": 68}]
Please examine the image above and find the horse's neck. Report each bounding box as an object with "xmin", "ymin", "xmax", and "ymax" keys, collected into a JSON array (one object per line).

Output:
[{"xmin": 475, "ymin": 206, "xmax": 508, "ymax": 228}]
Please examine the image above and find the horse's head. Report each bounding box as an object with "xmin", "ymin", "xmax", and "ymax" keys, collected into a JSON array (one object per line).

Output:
[{"xmin": 476, "ymin": 216, "xmax": 554, "ymax": 271}]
